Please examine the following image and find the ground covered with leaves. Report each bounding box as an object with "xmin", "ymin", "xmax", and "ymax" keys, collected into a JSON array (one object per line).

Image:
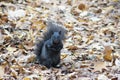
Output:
[{"xmin": 0, "ymin": 0, "xmax": 120, "ymax": 80}]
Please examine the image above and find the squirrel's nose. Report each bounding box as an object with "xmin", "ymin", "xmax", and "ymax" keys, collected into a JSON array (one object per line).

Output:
[{"xmin": 53, "ymin": 39, "xmax": 59, "ymax": 44}]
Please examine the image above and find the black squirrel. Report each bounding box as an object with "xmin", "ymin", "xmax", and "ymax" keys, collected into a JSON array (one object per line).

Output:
[{"xmin": 35, "ymin": 21, "xmax": 66, "ymax": 68}]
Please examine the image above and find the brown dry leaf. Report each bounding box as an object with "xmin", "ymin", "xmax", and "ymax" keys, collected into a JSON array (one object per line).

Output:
[
  {"xmin": 0, "ymin": 66, "xmax": 4, "ymax": 77},
  {"xmin": 61, "ymin": 53, "xmax": 68, "ymax": 59},
  {"xmin": 80, "ymin": 65, "xmax": 89, "ymax": 68},
  {"xmin": 11, "ymin": 64, "xmax": 25, "ymax": 74},
  {"xmin": 64, "ymin": 22, "xmax": 73, "ymax": 30},
  {"xmin": 66, "ymin": 0, "xmax": 72, "ymax": 5},
  {"xmin": 31, "ymin": 20, "xmax": 46, "ymax": 30},
  {"xmin": 103, "ymin": 46, "xmax": 113, "ymax": 62},
  {"xmin": 11, "ymin": 68, "xmax": 18, "ymax": 79},
  {"xmin": 4, "ymin": 35, "xmax": 11, "ymax": 42},
  {"xmin": 24, "ymin": 40, "xmax": 34, "ymax": 50},
  {"xmin": 92, "ymin": 61, "xmax": 107, "ymax": 72},
  {"xmin": 78, "ymin": 3, "xmax": 87, "ymax": 11},
  {"xmin": 86, "ymin": 35, "xmax": 94, "ymax": 44},
  {"xmin": 0, "ymin": 14, "xmax": 8, "ymax": 24},
  {"xmin": 77, "ymin": 17, "xmax": 88, "ymax": 22},
  {"xmin": 67, "ymin": 45, "xmax": 78, "ymax": 50},
  {"xmin": 27, "ymin": 55, "xmax": 36, "ymax": 63},
  {"xmin": 4, "ymin": 29, "xmax": 13, "ymax": 39}
]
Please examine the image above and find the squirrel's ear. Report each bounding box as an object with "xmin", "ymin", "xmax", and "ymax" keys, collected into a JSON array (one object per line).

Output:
[{"xmin": 59, "ymin": 31, "xmax": 61, "ymax": 35}]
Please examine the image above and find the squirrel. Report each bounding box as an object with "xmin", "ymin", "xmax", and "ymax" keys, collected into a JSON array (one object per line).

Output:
[{"xmin": 35, "ymin": 21, "xmax": 66, "ymax": 68}]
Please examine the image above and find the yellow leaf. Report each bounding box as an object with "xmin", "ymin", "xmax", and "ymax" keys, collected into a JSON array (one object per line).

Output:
[
  {"xmin": 103, "ymin": 46, "xmax": 113, "ymax": 61},
  {"xmin": 61, "ymin": 53, "xmax": 68, "ymax": 59},
  {"xmin": 64, "ymin": 22, "xmax": 73, "ymax": 30},
  {"xmin": 23, "ymin": 77, "xmax": 31, "ymax": 80}
]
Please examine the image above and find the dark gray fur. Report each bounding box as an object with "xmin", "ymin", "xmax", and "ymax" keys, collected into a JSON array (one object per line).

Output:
[{"xmin": 35, "ymin": 21, "xmax": 66, "ymax": 68}]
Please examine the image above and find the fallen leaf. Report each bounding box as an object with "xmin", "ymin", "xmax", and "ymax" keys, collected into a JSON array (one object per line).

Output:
[
  {"xmin": 67, "ymin": 45, "xmax": 78, "ymax": 50},
  {"xmin": 86, "ymin": 35, "xmax": 94, "ymax": 44},
  {"xmin": 103, "ymin": 46, "xmax": 113, "ymax": 62},
  {"xmin": 31, "ymin": 20, "xmax": 46, "ymax": 30},
  {"xmin": 64, "ymin": 22, "xmax": 73, "ymax": 30},
  {"xmin": 23, "ymin": 77, "xmax": 31, "ymax": 80},
  {"xmin": 61, "ymin": 53, "xmax": 68, "ymax": 59},
  {"xmin": 92, "ymin": 61, "xmax": 107, "ymax": 72},
  {"xmin": 6, "ymin": 46, "xmax": 17, "ymax": 52},
  {"xmin": 11, "ymin": 68, "xmax": 18, "ymax": 79},
  {"xmin": 66, "ymin": 0, "xmax": 72, "ymax": 5},
  {"xmin": 97, "ymin": 74, "xmax": 109, "ymax": 80},
  {"xmin": 0, "ymin": 14, "xmax": 8, "ymax": 24},
  {"xmin": 111, "ymin": 77, "xmax": 118, "ymax": 80},
  {"xmin": 78, "ymin": 3, "xmax": 87, "ymax": 11}
]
